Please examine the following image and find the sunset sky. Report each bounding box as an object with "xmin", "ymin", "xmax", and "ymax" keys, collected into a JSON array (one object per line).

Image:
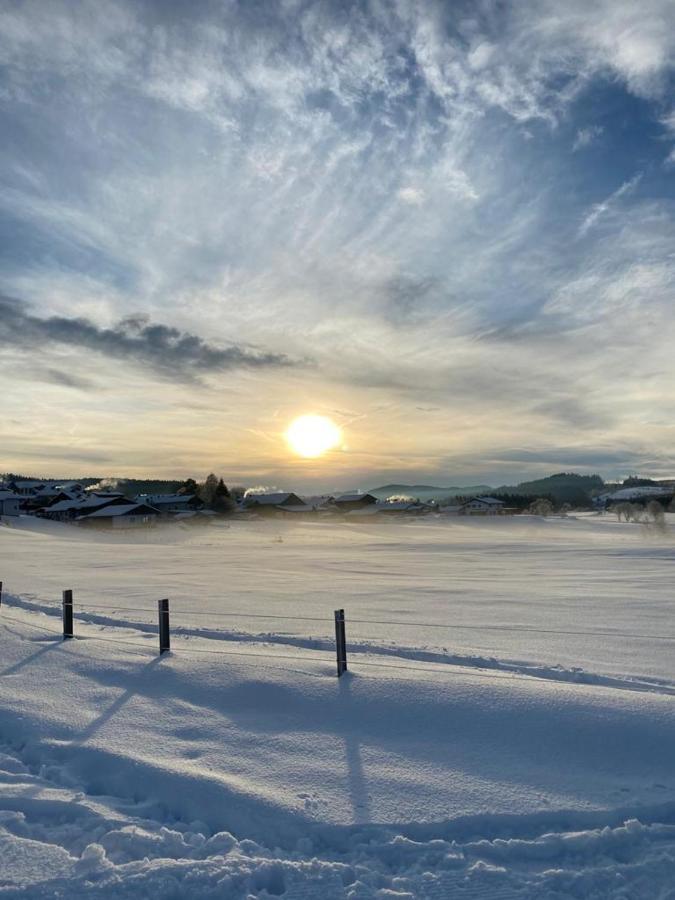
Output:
[{"xmin": 1, "ymin": 0, "xmax": 675, "ymax": 490}]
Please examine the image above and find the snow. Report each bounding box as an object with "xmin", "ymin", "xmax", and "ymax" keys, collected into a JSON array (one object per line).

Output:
[
  {"xmin": 1, "ymin": 514, "xmax": 675, "ymax": 896},
  {"xmin": 597, "ymin": 485, "xmax": 673, "ymax": 502}
]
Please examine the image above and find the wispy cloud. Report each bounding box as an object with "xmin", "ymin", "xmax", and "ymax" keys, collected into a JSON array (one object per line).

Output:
[
  {"xmin": 0, "ymin": 1, "xmax": 674, "ymax": 484},
  {"xmin": 577, "ymin": 174, "xmax": 643, "ymax": 237}
]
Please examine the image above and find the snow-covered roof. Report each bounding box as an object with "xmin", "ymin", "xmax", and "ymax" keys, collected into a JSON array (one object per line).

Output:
[
  {"xmin": 47, "ymin": 494, "xmax": 127, "ymax": 513},
  {"xmin": 44, "ymin": 499, "xmax": 82, "ymax": 512},
  {"xmin": 245, "ymin": 492, "xmax": 304, "ymax": 506},
  {"xmin": 80, "ymin": 503, "xmax": 158, "ymax": 519},
  {"xmin": 464, "ymin": 496, "xmax": 504, "ymax": 506},
  {"xmin": 77, "ymin": 493, "xmax": 126, "ymax": 509},
  {"xmin": 37, "ymin": 482, "xmax": 82, "ymax": 494}
]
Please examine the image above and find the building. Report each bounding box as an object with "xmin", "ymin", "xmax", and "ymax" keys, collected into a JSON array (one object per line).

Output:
[
  {"xmin": 459, "ymin": 497, "xmax": 505, "ymax": 516},
  {"xmin": 8, "ymin": 480, "xmax": 83, "ymax": 499},
  {"xmin": 41, "ymin": 493, "xmax": 130, "ymax": 522},
  {"xmin": 375, "ymin": 500, "xmax": 434, "ymax": 517},
  {"xmin": 77, "ymin": 502, "xmax": 160, "ymax": 529},
  {"xmin": 345, "ymin": 499, "xmax": 434, "ymax": 520},
  {"xmin": 333, "ymin": 493, "xmax": 378, "ymax": 512},
  {"xmin": 135, "ymin": 494, "xmax": 203, "ymax": 516},
  {"xmin": 243, "ymin": 493, "xmax": 306, "ymax": 516},
  {"xmin": 0, "ymin": 491, "xmax": 21, "ymax": 517}
]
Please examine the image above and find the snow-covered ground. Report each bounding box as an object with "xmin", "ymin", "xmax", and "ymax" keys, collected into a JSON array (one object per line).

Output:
[{"xmin": 1, "ymin": 514, "xmax": 675, "ymax": 896}]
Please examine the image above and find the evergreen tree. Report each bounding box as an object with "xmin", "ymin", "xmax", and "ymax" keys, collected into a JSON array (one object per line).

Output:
[{"xmin": 212, "ymin": 479, "xmax": 234, "ymax": 513}]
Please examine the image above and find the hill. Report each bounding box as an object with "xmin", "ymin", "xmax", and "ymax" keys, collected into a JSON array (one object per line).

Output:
[
  {"xmin": 368, "ymin": 483, "xmax": 493, "ymax": 501},
  {"xmin": 495, "ymin": 472, "xmax": 604, "ymax": 506}
]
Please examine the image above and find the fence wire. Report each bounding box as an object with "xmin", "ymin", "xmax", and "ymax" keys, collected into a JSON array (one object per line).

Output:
[
  {"xmin": 10, "ymin": 597, "xmax": 675, "ymax": 643},
  {"xmin": 3, "ymin": 587, "xmax": 675, "ymax": 687}
]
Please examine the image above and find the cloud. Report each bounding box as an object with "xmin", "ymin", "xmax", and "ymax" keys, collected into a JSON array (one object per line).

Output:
[
  {"xmin": 0, "ymin": 297, "xmax": 296, "ymax": 382},
  {"xmin": 42, "ymin": 368, "xmax": 95, "ymax": 391},
  {"xmin": 397, "ymin": 187, "xmax": 425, "ymax": 206},
  {"xmin": 0, "ymin": 1, "xmax": 674, "ymax": 485},
  {"xmin": 577, "ymin": 173, "xmax": 643, "ymax": 237},
  {"xmin": 572, "ymin": 125, "xmax": 603, "ymax": 151}
]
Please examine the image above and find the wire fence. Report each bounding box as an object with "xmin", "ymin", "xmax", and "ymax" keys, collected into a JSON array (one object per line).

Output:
[{"xmin": 2, "ymin": 579, "xmax": 675, "ymax": 686}]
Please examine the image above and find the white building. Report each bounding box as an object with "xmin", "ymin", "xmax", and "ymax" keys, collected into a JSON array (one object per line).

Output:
[{"xmin": 459, "ymin": 497, "xmax": 505, "ymax": 515}]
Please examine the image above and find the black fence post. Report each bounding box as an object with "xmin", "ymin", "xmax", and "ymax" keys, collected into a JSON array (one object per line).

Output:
[
  {"xmin": 62, "ymin": 589, "xmax": 73, "ymax": 640},
  {"xmin": 0, "ymin": 580, "xmax": 3, "ymax": 608},
  {"xmin": 334, "ymin": 608, "xmax": 347, "ymax": 677},
  {"xmin": 158, "ymin": 598, "xmax": 170, "ymax": 654}
]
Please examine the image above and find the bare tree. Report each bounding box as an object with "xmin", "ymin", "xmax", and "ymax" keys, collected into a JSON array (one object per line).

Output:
[
  {"xmin": 529, "ymin": 498, "xmax": 554, "ymax": 517},
  {"xmin": 646, "ymin": 500, "xmax": 667, "ymax": 533},
  {"xmin": 614, "ymin": 502, "xmax": 639, "ymax": 522}
]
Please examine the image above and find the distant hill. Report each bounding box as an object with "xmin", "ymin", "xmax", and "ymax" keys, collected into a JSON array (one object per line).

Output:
[
  {"xmin": 368, "ymin": 484, "xmax": 493, "ymax": 501},
  {"xmin": 495, "ymin": 473, "xmax": 604, "ymax": 507}
]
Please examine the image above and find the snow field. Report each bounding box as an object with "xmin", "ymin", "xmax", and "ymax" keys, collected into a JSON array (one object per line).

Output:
[{"xmin": 1, "ymin": 514, "xmax": 675, "ymax": 896}]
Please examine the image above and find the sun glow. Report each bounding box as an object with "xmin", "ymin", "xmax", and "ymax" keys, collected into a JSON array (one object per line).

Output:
[{"xmin": 286, "ymin": 414, "xmax": 342, "ymax": 458}]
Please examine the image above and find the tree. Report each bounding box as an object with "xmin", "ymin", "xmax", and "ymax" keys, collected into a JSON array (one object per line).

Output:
[
  {"xmin": 529, "ymin": 497, "xmax": 554, "ymax": 517},
  {"xmin": 211, "ymin": 479, "xmax": 235, "ymax": 513},
  {"xmin": 200, "ymin": 474, "xmax": 219, "ymax": 506},
  {"xmin": 614, "ymin": 502, "xmax": 643, "ymax": 523},
  {"xmin": 646, "ymin": 500, "xmax": 666, "ymax": 532},
  {"xmin": 179, "ymin": 478, "xmax": 198, "ymax": 496}
]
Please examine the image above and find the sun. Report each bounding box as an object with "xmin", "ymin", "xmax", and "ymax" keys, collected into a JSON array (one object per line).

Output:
[{"xmin": 286, "ymin": 414, "xmax": 342, "ymax": 458}]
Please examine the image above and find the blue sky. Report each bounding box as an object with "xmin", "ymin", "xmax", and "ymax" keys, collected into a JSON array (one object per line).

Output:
[{"xmin": 1, "ymin": 0, "xmax": 675, "ymax": 489}]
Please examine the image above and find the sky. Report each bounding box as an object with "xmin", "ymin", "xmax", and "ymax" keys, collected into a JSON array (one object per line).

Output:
[{"xmin": 1, "ymin": 0, "xmax": 675, "ymax": 491}]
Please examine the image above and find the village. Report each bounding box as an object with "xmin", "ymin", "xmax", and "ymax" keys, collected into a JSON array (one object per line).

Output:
[{"xmin": 0, "ymin": 478, "xmax": 519, "ymax": 529}]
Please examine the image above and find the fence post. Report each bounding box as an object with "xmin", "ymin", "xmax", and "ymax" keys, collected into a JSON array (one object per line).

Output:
[
  {"xmin": 0, "ymin": 580, "xmax": 3, "ymax": 608},
  {"xmin": 158, "ymin": 598, "xmax": 170, "ymax": 654},
  {"xmin": 62, "ymin": 590, "xmax": 73, "ymax": 640},
  {"xmin": 334, "ymin": 608, "xmax": 347, "ymax": 676}
]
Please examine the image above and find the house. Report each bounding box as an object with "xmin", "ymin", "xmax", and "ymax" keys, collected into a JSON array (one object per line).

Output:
[
  {"xmin": 8, "ymin": 480, "xmax": 46, "ymax": 496},
  {"xmin": 135, "ymin": 494, "xmax": 203, "ymax": 516},
  {"xmin": 243, "ymin": 493, "xmax": 306, "ymax": 516},
  {"xmin": 345, "ymin": 500, "xmax": 434, "ymax": 520},
  {"xmin": 32, "ymin": 482, "xmax": 84, "ymax": 505},
  {"xmin": 77, "ymin": 502, "xmax": 160, "ymax": 529},
  {"xmin": 459, "ymin": 497, "xmax": 505, "ymax": 516},
  {"xmin": 41, "ymin": 493, "xmax": 129, "ymax": 522},
  {"xmin": 300, "ymin": 495, "xmax": 336, "ymax": 509},
  {"xmin": 333, "ymin": 493, "xmax": 378, "ymax": 512},
  {"xmin": 0, "ymin": 491, "xmax": 21, "ymax": 517},
  {"xmin": 375, "ymin": 500, "xmax": 434, "ymax": 517},
  {"xmin": 8, "ymin": 480, "xmax": 85, "ymax": 512}
]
